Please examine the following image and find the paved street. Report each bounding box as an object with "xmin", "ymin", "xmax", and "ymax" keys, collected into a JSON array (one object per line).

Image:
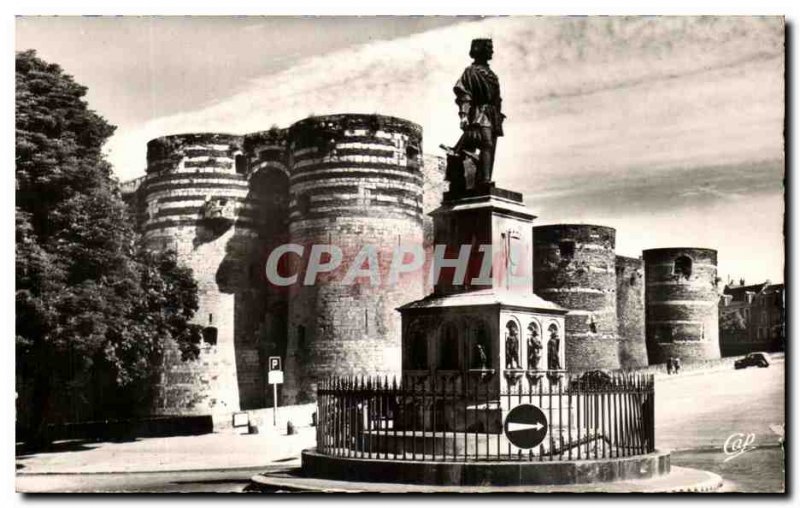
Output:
[
  {"xmin": 17, "ymin": 361, "xmax": 785, "ymax": 493},
  {"xmin": 656, "ymin": 360, "xmax": 785, "ymax": 492}
]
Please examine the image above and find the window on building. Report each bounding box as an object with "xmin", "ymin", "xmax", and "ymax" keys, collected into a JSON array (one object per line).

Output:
[
  {"xmin": 559, "ymin": 240, "xmax": 576, "ymax": 260},
  {"xmin": 202, "ymin": 326, "xmax": 218, "ymax": 346},
  {"xmin": 235, "ymin": 154, "xmax": 247, "ymax": 175},
  {"xmin": 296, "ymin": 193, "xmax": 311, "ymax": 216},
  {"xmin": 673, "ymin": 256, "xmax": 692, "ymax": 279}
]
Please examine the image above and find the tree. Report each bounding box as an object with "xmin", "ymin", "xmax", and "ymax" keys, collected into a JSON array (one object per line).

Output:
[{"xmin": 16, "ymin": 50, "xmax": 202, "ymax": 443}]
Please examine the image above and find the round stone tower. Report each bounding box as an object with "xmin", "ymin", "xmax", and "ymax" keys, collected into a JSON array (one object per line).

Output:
[
  {"xmin": 533, "ymin": 224, "xmax": 620, "ymax": 371},
  {"xmin": 643, "ymin": 248, "xmax": 721, "ymax": 364},
  {"xmin": 282, "ymin": 114, "xmax": 426, "ymax": 403},
  {"xmin": 142, "ymin": 132, "xmax": 273, "ymax": 415}
]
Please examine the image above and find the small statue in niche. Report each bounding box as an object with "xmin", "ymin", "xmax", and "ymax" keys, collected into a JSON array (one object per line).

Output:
[
  {"xmin": 474, "ymin": 343, "xmax": 488, "ymax": 370},
  {"xmin": 547, "ymin": 325, "xmax": 561, "ymax": 371},
  {"xmin": 527, "ymin": 324, "xmax": 542, "ymax": 370},
  {"xmin": 505, "ymin": 321, "xmax": 520, "ymax": 369}
]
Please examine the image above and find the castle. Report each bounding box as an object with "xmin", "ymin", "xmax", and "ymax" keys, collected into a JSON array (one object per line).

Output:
[{"xmin": 123, "ymin": 113, "xmax": 721, "ymax": 418}]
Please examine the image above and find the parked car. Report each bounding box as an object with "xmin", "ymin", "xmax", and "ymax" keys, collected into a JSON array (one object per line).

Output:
[{"xmin": 734, "ymin": 352, "xmax": 770, "ymax": 369}]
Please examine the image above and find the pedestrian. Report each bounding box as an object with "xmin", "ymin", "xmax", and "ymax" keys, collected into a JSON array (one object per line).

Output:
[
  {"xmin": 674, "ymin": 357, "xmax": 681, "ymax": 374},
  {"xmin": 666, "ymin": 357, "xmax": 673, "ymax": 375}
]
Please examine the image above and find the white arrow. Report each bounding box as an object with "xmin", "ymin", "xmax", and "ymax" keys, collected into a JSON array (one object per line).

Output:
[{"xmin": 507, "ymin": 422, "xmax": 544, "ymax": 433}]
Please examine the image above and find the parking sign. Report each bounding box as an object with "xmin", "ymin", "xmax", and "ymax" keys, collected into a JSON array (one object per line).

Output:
[{"xmin": 269, "ymin": 356, "xmax": 282, "ymax": 372}]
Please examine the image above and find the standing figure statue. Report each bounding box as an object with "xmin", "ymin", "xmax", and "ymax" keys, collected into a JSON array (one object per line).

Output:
[
  {"xmin": 505, "ymin": 322, "xmax": 520, "ymax": 369},
  {"xmin": 547, "ymin": 326, "xmax": 561, "ymax": 371},
  {"xmin": 474, "ymin": 343, "xmax": 488, "ymax": 370},
  {"xmin": 527, "ymin": 324, "xmax": 542, "ymax": 370},
  {"xmin": 442, "ymin": 38, "xmax": 505, "ymax": 194}
]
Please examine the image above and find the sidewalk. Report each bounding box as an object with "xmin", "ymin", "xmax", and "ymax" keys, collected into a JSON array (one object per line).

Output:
[{"xmin": 16, "ymin": 426, "xmax": 316, "ymax": 475}]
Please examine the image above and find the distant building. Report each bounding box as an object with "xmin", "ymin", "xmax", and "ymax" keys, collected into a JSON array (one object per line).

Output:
[{"xmin": 719, "ymin": 281, "xmax": 785, "ymax": 356}]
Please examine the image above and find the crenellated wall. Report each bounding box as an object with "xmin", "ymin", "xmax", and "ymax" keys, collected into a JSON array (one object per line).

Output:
[{"xmin": 129, "ymin": 115, "xmax": 440, "ymax": 412}]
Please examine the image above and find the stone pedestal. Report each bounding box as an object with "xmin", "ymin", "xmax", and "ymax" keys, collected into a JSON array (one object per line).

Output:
[{"xmin": 399, "ymin": 185, "xmax": 568, "ymax": 403}]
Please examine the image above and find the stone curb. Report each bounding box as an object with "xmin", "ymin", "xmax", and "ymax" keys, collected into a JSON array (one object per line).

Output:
[{"xmin": 248, "ymin": 466, "xmax": 724, "ymax": 493}]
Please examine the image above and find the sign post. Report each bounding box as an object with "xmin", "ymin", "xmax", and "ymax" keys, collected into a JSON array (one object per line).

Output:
[
  {"xmin": 503, "ymin": 403, "xmax": 548, "ymax": 450},
  {"xmin": 268, "ymin": 356, "xmax": 283, "ymax": 426}
]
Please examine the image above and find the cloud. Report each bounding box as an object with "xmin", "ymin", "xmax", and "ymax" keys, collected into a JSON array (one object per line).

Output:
[{"xmin": 104, "ymin": 16, "xmax": 785, "ymax": 282}]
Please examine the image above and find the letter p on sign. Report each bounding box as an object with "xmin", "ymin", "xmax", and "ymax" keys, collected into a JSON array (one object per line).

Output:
[{"xmin": 269, "ymin": 356, "xmax": 282, "ymax": 372}]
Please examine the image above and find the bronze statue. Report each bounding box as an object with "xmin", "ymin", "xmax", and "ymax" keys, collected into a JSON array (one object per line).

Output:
[
  {"xmin": 527, "ymin": 324, "xmax": 542, "ymax": 370},
  {"xmin": 442, "ymin": 38, "xmax": 505, "ymax": 193}
]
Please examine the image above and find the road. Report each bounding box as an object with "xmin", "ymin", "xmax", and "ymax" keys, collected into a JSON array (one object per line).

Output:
[
  {"xmin": 16, "ymin": 464, "xmax": 297, "ymax": 493},
  {"xmin": 656, "ymin": 361, "xmax": 785, "ymax": 492},
  {"xmin": 18, "ymin": 362, "xmax": 785, "ymax": 493}
]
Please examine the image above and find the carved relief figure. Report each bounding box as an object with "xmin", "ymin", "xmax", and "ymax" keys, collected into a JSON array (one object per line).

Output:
[
  {"xmin": 474, "ymin": 344, "xmax": 488, "ymax": 370},
  {"xmin": 547, "ymin": 324, "xmax": 561, "ymax": 371},
  {"xmin": 527, "ymin": 323, "xmax": 542, "ymax": 370},
  {"xmin": 472, "ymin": 322, "xmax": 490, "ymax": 370},
  {"xmin": 505, "ymin": 321, "xmax": 520, "ymax": 369}
]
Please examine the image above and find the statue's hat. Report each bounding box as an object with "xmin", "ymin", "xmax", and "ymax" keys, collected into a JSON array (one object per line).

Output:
[{"xmin": 469, "ymin": 38, "xmax": 493, "ymax": 58}]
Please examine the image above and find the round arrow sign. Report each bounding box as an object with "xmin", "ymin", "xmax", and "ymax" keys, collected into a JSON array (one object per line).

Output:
[{"xmin": 503, "ymin": 404, "xmax": 548, "ymax": 449}]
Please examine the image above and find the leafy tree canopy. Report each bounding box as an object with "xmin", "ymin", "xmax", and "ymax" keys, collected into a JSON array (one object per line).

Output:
[{"xmin": 16, "ymin": 50, "xmax": 201, "ymax": 437}]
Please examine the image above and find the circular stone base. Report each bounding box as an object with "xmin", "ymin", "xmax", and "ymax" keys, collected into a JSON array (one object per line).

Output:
[
  {"xmin": 250, "ymin": 465, "xmax": 722, "ymax": 493},
  {"xmin": 300, "ymin": 448, "xmax": 671, "ymax": 486}
]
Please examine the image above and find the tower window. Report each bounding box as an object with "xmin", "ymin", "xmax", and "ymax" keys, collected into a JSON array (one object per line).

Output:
[
  {"xmin": 209, "ymin": 313, "xmax": 213, "ymax": 325},
  {"xmin": 296, "ymin": 193, "xmax": 311, "ymax": 216},
  {"xmin": 235, "ymin": 155, "xmax": 247, "ymax": 175},
  {"xmin": 673, "ymin": 256, "xmax": 692, "ymax": 279},
  {"xmin": 559, "ymin": 240, "xmax": 576, "ymax": 260},
  {"xmin": 202, "ymin": 327, "xmax": 218, "ymax": 346}
]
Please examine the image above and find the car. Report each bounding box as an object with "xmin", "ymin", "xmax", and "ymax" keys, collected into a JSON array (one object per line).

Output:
[{"xmin": 734, "ymin": 352, "xmax": 770, "ymax": 369}]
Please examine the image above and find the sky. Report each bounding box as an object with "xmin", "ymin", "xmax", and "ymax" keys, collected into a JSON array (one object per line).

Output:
[{"xmin": 16, "ymin": 16, "xmax": 785, "ymax": 284}]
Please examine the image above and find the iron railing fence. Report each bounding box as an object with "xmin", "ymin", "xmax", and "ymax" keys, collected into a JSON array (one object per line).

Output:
[{"xmin": 316, "ymin": 372, "xmax": 654, "ymax": 462}]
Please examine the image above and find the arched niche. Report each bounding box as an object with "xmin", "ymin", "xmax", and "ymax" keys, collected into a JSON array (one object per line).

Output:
[
  {"xmin": 438, "ymin": 320, "xmax": 461, "ymax": 371},
  {"xmin": 468, "ymin": 318, "xmax": 491, "ymax": 370},
  {"xmin": 504, "ymin": 318, "xmax": 521, "ymax": 369},
  {"xmin": 546, "ymin": 322, "xmax": 562, "ymax": 371},
  {"xmin": 525, "ymin": 319, "xmax": 543, "ymax": 370}
]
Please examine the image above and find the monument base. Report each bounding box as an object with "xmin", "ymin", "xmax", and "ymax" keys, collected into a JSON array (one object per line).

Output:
[{"xmin": 297, "ymin": 448, "xmax": 672, "ymax": 486}]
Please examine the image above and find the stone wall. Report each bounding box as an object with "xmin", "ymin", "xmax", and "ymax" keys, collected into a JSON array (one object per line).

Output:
[
  {"xmin": 616, "ymin": 255, "xmax": 648, "ymax": 368},
  {"xmin": 643, "ymin": 248, "xmax": 721, "ymax": 364},
  {"xmin": 282, "ymin": 114, "xmax": 427, "ymax": 403},
  {"xmin": 533, "ymin": 224, "xmax": 620, "ymax": 371},
  {"xmin": 420, "ymin": 154, "xmax": 447, "ymax": 294}
]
